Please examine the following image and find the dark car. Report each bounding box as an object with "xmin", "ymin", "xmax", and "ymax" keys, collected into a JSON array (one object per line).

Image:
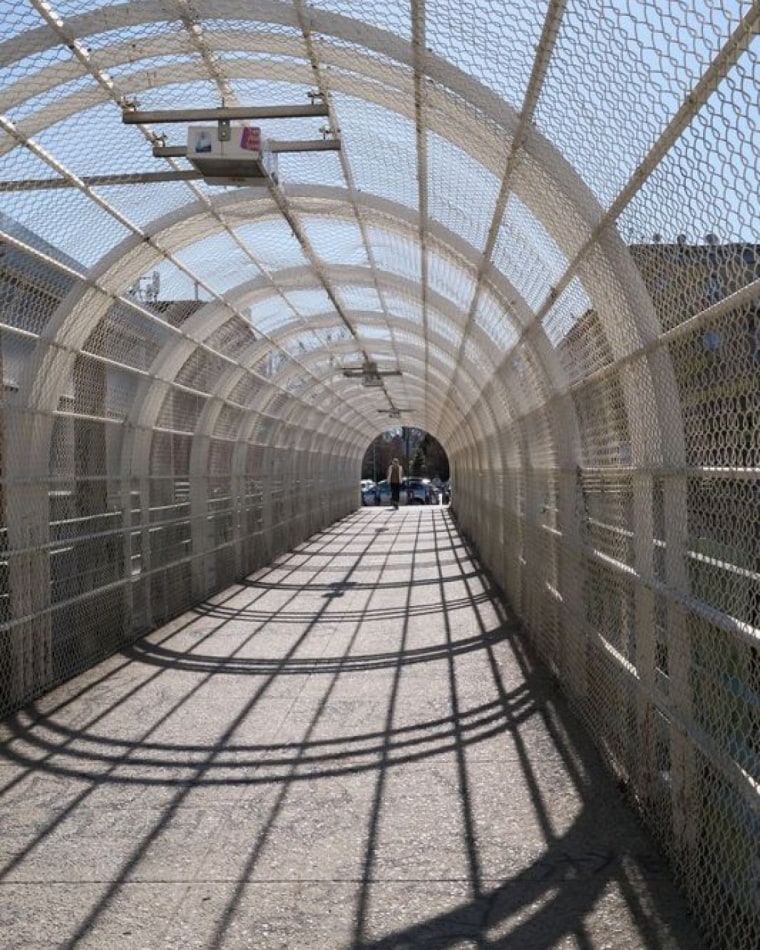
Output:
[
  {"xmin": 363, "ymin": 479, "xmax": 393, "ymax": 504},
  {"xmin": 403, "ymin": 477, "xmax": 438, "ymax": 504},
  {"xmin": 363, "ymin": 477, "xmax": 439, "ymax": 505}
]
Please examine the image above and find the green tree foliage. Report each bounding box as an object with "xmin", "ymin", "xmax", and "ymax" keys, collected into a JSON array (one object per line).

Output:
[{"xmin": 420, "ymin": 432, "xmax": 449, "ymax": 480}]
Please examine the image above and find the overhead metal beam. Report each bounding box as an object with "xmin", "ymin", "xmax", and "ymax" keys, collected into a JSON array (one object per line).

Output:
[
  {"xmin": 0, "ymin": 170, "xmax": 203, "ymax": 192},
  {"xmin": 151, "ymin": 145, "xmax": 187, "ymax": 158},
  {"xmin": 151, "ymin": 138, "xmax": 340, "ymax": 159},
  {"xmin": 342, "ymin": 368, "xmax": 402, "ymax": 378},
  {"xmin": 270, "ymin": 138, "xmax": 341, "ymax": 153},
  {"xmin": 122, "ymin": 104, "xmax": 329, "ymax": 124}
]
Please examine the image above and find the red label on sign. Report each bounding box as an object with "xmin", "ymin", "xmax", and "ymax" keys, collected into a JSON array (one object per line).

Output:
[{"xmin": 240, "ymin": 127, "xmax": 261, "ymax": 151}]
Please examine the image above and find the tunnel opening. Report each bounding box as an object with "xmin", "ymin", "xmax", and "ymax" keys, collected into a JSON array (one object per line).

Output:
[
  {"xmin": 360, "ymin": 428, "xmax": 450, "ymax": 506},
  {"xmin": 361, "ymin": 427, "xmax": 450, "ymax": 484}
]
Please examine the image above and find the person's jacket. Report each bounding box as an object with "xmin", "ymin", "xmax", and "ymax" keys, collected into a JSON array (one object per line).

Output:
[{"xmin": 388, "ymin": 463, "xmax": 403, "ymax": 484}]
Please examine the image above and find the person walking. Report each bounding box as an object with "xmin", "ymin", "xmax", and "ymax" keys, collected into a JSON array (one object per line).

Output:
[{"xmin": 387, "ymin": 457, "xmax": 403, "ymax": 509}]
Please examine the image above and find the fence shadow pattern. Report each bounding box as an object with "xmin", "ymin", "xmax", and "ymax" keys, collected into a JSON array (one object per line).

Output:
[{"xmin": 0, "ymin": 508, "xmax": 702, "ymax": 948}]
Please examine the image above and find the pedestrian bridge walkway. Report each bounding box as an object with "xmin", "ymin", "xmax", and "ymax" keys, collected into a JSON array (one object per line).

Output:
[
  {"xmin": 2, "ymin": 4, "xmax": 759, "ymax": 947},
  {"xmin": 0, "ymin": 508, "xmax": 701, "ymax": 949}
]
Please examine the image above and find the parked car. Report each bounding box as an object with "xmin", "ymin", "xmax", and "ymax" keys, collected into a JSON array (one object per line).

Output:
[
  {"xmin": 363, "ymin": 477, "xmax": 441, "ymax": 505},
  {"xmin": 430, "ymin": 477, "xmax": 448, "ymax": 504},
  {"xmin": 404, "ymin": 477, "xmax": 438, "ymax": 504},
  {"xmin": 363, "ymin": 479, "xmax": 391, "ymax": 504}
]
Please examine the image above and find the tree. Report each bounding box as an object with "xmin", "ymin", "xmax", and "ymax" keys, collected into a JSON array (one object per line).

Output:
[
  {"xmin": 361, "ymin": 429, "xmax": 449, "ymax": 481},
  {"xmin": 361, "ymin": 430, "xmax": 404, "ymax": 480},
  {"xmin": 420, "ymin": 432, "xmax": 449, "ymax": 480}
]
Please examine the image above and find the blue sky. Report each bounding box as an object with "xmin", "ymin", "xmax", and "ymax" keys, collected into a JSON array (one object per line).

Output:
[{"xmin": 0, "ymin": 0, "xmax": 756, "ymax": 300}]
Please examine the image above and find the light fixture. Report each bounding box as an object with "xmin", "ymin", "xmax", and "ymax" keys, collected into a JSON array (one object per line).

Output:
[
  {"xmin": 341, "ymin": 359, "xmax": 402, "ymax": 386},
  {"xmin": 122, "ymin": 99, "xmax": 341, "ymax": 188}
]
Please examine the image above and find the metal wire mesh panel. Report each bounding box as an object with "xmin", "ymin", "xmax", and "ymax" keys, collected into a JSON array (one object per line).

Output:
[{"xmin": 0, "ymin": 2, "xmax": 758, "ymax": 947}]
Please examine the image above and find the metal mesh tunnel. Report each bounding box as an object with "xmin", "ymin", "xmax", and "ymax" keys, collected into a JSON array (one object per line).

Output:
[{"xmin": 0, "ymin": 2, "xmax": 758, "ymax": 947}]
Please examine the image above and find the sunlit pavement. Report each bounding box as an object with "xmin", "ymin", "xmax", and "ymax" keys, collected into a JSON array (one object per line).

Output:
[{"xmin": 0, "ymin": 507, "xmax": 702, "ymax": 949}]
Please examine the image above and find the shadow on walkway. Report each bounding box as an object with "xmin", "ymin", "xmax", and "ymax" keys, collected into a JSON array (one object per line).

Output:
[{"xmin": 0, "ymin": 508, "xmax": 702, "ymax": 948}]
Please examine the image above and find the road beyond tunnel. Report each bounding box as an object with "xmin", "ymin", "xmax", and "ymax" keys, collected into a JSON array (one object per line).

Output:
[{"xmin": 0, "ymin": 508, "xmax": 701, "ymax": 949}]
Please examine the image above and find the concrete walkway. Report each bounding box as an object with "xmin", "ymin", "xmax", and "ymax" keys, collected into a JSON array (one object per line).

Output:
[{"xmin": 0, "ymin": 507, "xmax": 702, "ymax": 949}]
